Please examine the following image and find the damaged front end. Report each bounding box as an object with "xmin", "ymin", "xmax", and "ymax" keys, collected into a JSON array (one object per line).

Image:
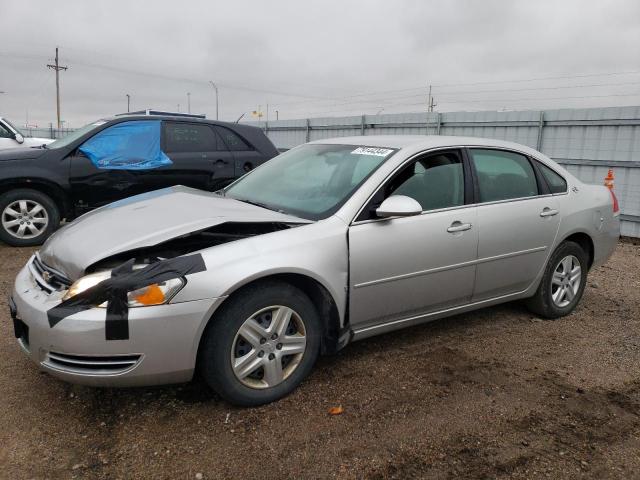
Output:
[
  {"xmin": 87, "ymin": 222, "xmax": 294, "ymax": 272},
  {"xmin": 42, "ymin": 221, "xmax": 300, "ymax": 341}
]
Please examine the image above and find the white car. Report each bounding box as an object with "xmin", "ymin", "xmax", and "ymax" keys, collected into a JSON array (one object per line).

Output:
[{"xmin": 0, "ymin": 117, "xmax": 54, "ymax": 149}]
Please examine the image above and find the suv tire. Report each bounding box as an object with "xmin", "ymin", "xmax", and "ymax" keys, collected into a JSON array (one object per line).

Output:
[{"xmin": 0, "ymin": 189, "xmax": 60, "ymax": 246}]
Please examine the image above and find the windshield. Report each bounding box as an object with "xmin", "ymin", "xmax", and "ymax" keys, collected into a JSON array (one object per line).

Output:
[
  {"xmin": 225, "ymin": 144, "xmax": 395, "ymax": 220},
  {"xmin": 46, "ymin": 120, "xmax": 108, "ymax": 149}
]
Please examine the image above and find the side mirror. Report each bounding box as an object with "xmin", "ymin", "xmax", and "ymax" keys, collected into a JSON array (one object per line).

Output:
[
  {"xmin": 375, "ymin": 195, "xmax": 422, "ymax": 218},
  {"xmin": 14, "ymin": 133, "xmax": 24, "ymax": 144}
]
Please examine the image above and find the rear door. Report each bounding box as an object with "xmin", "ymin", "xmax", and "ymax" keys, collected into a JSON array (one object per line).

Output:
[
  {"xmin": 215, "ymin": 126, "xmax": 265, "ymax": 178},
  {"xmin": 161, "ymin": 122, "xmax": 235, "ymax": 191},
  {"xmin": 468, "ymin": 148, "xmax": 561, "ymax": 301}
]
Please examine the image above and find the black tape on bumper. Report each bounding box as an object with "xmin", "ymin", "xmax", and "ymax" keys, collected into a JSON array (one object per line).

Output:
[{"xmin": 47, "ymin": 253, "xmax": 206, "ymax": 341}]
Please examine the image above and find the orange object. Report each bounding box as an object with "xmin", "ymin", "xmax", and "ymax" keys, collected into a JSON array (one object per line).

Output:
[
  {"xmin": 328, "ymin": 406, "xmax": 344, "ymax": 415},
  {"xmin": 134, "ymin": 284, "xmax": 165, "ymax": 305},
  {"xmin": 604, "ymin": 169, "xmax": 615, "ymax": 190}
]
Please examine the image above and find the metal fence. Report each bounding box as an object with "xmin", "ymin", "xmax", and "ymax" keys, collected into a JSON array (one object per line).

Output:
[
  {"xmin": 23, "ymin": 126, "xmax": 75, "ymax": 139},
  {"xmin": 247, "ymin": 106, "xmax": 640, "ymax": 237}
]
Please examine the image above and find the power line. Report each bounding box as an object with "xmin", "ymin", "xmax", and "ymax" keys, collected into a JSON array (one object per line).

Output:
[
  {"xmin": 430, "ymin": 70, "xmax": 640, "ymax": 88},
  {"xmin": 279, "ymin": 82, "xmax": 640, "ymax": 115},
  {"xmin": 294, "ymin": 92, "xmax": 640, "ymax": 117}
]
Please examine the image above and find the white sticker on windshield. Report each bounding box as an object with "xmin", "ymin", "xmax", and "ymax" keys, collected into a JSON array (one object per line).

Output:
[{"xmin": 351, "ymin": 146, "xmax": 393, "ymax": 157}]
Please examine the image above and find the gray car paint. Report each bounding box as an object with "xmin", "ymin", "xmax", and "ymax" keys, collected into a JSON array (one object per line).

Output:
[{"xmin": 12, "ymin": 135, "xmax": 619, "ymax": 386}]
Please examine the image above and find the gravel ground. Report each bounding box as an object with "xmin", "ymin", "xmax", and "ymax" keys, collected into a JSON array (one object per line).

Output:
[{"xmin": 1, "ymin": 241, "xmax": 639, "ymax": 480}]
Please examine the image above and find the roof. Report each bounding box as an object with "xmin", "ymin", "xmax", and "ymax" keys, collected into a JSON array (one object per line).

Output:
[{"xmin": 310, "ymin": 135, "xmax": 541, "ymax": 154}]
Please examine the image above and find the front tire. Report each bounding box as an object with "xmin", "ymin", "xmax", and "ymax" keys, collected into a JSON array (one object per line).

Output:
[
  {"xmin": 525, "ymin": 241, "xmax": 588, "ymax": 319},
  {"xmin": 0, "ymin": 189, "xmax": 60, "ymax": 246},
  {"xmin": 199, "ymin": 281, "xmax": 321, "ymax": 406}
]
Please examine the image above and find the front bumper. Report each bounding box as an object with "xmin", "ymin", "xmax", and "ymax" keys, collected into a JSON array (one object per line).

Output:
[{"xmin": 11, "ymin": 263, "xmax": 223, "ymax": 387}]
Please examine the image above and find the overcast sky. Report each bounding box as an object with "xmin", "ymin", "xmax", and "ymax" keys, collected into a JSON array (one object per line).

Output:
[{"xmin": 1, "ymin": 0, "xmax": 639, "ymax": 129}]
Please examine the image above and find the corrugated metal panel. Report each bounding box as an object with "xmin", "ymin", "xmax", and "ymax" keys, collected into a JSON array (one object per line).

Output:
[{"xmin": 246, "ymin": 106, "xmax": 640, "ymax": 236}]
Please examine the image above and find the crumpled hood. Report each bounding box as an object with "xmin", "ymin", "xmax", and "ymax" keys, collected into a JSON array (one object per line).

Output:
[
  {"xmin": 40, "ymin": 186, "xmax": 310, "ymax": 280},
  {"xmin": 0, "ymin": 146, "xmax": 48, "ymax": 161}
]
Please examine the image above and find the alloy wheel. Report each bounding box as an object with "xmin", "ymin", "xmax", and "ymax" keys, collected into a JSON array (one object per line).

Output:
[
  {"xmin": 231, "ymin": 305, "xmax": 307, "ymax": 389},
  {"xmin": 551, "ymin": 255, "xmax": 582, "ymax": 308},
  {"xmin": 1, "ymin": 200, "xmax": 49, "ymax": 239}
]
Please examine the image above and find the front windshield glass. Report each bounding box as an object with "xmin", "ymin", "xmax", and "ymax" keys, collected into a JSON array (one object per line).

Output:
[
  {"xmin": 46, "ymin": 120, "xmax": 108, "ymax": 149},
  {"xmin": 225, "ymin": 144, "xmax": 395, "ymax": 220}
]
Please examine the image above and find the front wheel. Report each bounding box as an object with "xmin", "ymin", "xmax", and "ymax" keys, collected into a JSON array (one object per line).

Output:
[
  {"xmin": 199, "ymin": 281, "xmax": 321, "ymax": 406},
  {"xmin": 0, "ymin": 189, "xmax": 60, "ymax": 246},
  {"xmin": 525, "ymin": 241, "xmax": 588, "ymax": 319}
]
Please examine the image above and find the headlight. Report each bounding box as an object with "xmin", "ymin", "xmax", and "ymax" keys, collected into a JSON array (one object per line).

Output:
[
  {"xmin": 126, "ymin": 278, "xmax": 185, "ymax": 307},
  {"xmin": 62, "ymin": 271, "xmax": 111, "ymax": 301},
  {"xmin": 62, "ymin": 270, "xmax": 185, "ymax": 307}
]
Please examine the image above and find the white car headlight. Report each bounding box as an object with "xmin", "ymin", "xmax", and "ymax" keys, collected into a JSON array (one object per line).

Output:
[
  {"xmin": 62, "ymin": 271, "xmax": 111, "ymax": 301},
  {"xmin": 62, "ymin": 270, "xmax": 185, "ymax": 307}
]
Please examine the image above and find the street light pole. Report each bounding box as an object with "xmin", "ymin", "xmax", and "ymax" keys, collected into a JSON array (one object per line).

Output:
[
  {"xmin": 187, "ymin": 92, "xmax": 191, "ymax": 114},
  {"xmin": 126, "ymin": 94, "xmax": 130, "ymax": 113},
  {"xmin": 209, "ymin": 81, "xmax": 219, "ymax": 120}
]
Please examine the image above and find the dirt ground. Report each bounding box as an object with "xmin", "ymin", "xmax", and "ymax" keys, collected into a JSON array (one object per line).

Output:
[{"xmin": 0, "ymin": 242, "xmax": 639, "ymax": 480}]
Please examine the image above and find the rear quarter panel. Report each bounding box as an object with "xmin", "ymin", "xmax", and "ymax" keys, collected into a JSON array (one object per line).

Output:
[{"xmin": 554, "ymin": 183, "xmax": 619, "ymax": 268}]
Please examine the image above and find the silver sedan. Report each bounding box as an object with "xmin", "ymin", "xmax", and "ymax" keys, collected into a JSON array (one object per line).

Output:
[{"xmin": 10, "ymin": 136, "xmax": 620, "ymax": 405}]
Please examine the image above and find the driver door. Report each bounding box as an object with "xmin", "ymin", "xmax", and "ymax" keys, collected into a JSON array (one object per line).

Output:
[{"xmin": 348, "ymin": 150, "xmax": 478, "ymax": 332}]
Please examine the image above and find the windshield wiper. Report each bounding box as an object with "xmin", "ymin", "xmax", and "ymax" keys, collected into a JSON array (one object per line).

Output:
[{"xmin": 235, "ymin": 198, "xmax": 286, "ymax": 214}]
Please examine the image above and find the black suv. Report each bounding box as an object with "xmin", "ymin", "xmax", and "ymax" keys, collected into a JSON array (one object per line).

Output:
[{"xmin": 0, "ymin": 112, "xmax": 278, "ymax": 246}]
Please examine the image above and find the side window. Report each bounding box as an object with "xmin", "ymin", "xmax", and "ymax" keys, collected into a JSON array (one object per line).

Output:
[
  {"xmin": 470, "ymin": 149, "xmax": 538, "ymax": 202},
  {"xmin": 388, "ymin": 151, "xmax": 465, "ymax": 211},
  {"xmin": 163, "ymin": 123, "xmax": 217, "ymax": 153},
  {"xmin": 0, "ymin": 123, "xmax": 13, "ymax": 138},
  {"xmin": 78, "ymin": 120, "xmax": 172, "ymax": 170},
  {"xmin": 215, "ymin": 126, "xmax": 251, "ymax": 151},
  {"xmin": 537, "ymin": 161, "xmax": 567, "ymax": 194}
]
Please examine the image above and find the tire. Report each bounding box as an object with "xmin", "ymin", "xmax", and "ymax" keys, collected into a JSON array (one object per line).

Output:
[
  {"xmin": 199, "ymin": 281, "xmax": 321, "ymax": 406},
  {"xmin": 0, "ymin": 189, "xmax": 60, "ymax": 247},
  {"xmin": 525, "ymin": 241, "xmax": 588, "ymax": 319}
]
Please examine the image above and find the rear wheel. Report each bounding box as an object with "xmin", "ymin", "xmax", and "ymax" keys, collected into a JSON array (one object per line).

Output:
[
  {"xmin": 0, "ymin": 189, "xmax": 60, "ymax": 246},
  {"xmin": 525, "ymin": 241, "xmax": 588, "ymax": 319},
  {"xmin": 199, "ymin": 281, "xmax": 321, "ymax": 406}
]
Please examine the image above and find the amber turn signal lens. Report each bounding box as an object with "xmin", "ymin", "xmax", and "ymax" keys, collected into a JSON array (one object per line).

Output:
[{"xmin": 133, "ymin": 284, "xmax": 166, "ymax": 305}]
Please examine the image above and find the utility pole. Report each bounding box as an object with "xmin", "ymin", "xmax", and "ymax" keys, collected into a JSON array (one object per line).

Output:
[
  {"xmin": 47, "ymin": 47, "xmax": 68, "ymax": 129},
  {"xmin": 187, "ymin": 92, "xmax": 191, "ymax": 113},
  {"xmin": 126, "ymin": 94, "xmax": 130, "ymax": 113},
  {"xmin": 275, "ymin": 110, "xmax": 279, "ymax": 121},
  {"xmin": 427, "ymin": 84, "xmax": 437, "ymax": 113},
  {"xmin": 209, "ymin": 81, "xmax": 219, "ymax": 120}
]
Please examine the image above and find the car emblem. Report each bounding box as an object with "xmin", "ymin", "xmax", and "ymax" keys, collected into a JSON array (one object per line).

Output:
[{"xmin": 42, "ymin": 271, "xmax": 53, "ymax": 283}]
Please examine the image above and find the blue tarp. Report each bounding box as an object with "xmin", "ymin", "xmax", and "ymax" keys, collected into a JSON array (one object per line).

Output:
[{"xmin": 79, "ymin": 120, "xmax": 172, "ymax": 170}]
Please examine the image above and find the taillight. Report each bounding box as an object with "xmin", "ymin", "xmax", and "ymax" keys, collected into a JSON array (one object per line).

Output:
[{"xmin": 610, "ymin": 189, "xmax": 620, "ymax": 215}]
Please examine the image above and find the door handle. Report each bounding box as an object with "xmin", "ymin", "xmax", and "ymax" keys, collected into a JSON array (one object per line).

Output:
[
  {"xmin": 540, "ymin": 208, "xmax": 559, "ymax": 217},
  {"xmin": 447, "ymin": 221, "xmax": 472, "ymax": 233}
]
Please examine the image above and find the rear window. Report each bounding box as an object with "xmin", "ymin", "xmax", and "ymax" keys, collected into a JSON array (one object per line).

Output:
[
  {"xmin": 216, "ymin": 126, "xmax": 251, "ymax": 151},
  {"xmin": 470, "ymin": 149, "xmax": 539, "ymax": 202},
  {"xmin": 537, "ymin": 162, "xmax": 567, "ymax": 194}
]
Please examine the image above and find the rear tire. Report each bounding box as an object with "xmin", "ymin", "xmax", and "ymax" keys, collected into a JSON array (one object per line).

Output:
[
  {"xmin": 0, "ymin": 189, "xmax": 60, "ymax": 246},
  {"xmin": 199, "ymin": 281, "xmax": 321, "ymax": 406},
  {"xmin": 525, "ymin": 241, "xmax": 588, "ymax": 319}
]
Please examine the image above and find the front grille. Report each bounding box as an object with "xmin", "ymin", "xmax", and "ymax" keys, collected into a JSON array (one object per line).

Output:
[
  {"xmin": 28, "ymin": 254, "xmax": 72, "ymax": 293},
  {"xmin": 43, "ymin": 351, "xmax": 142, "ymax": 375}
]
